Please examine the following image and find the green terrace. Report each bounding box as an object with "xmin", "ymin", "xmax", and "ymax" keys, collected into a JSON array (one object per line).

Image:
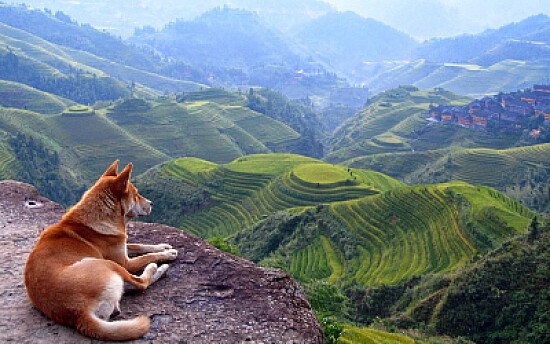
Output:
[
  {"xmin": 338, "ymin": 326, "xmax": 414, "ymax": 344},
  {"xmin": 0, "ymin": 80, "xmax": 72, "ymax": 114},
  {"xmin": 151, "ymin": 154, "xmax": 533, "ymax": 290},
  {"xmin": 160, "ymin": 154, "xmax": 402, "ymax": 238},
  {"xmin": 326, "ymin": 183, "xmax": 532, "ymax": 286}
]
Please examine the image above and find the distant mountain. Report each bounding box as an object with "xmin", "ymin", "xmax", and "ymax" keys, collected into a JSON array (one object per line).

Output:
[
  {"xmin": 130, "ymin": 7, "xmax": 307, "ymax": 71},
  {"xmin": 293, "ymin": 11, "xmax": 417, "ymax": 76},
  {"xmin": 350, "ymin": 15, "xmax": 550, "ymax": 96},
  {"xmin": 0, "ymin": 5, "xmax": 206, "ymax": 93},
  {"xmin": 413, "ymin": 14, "xmax": 550, "ymax": 65},
  {"xmin": 0, "ymin": 4, "xmax": 159, "ymax": 72},
  {"xmin": 18, "ymin": 0, "xmax": 333, "ymax": 38}
]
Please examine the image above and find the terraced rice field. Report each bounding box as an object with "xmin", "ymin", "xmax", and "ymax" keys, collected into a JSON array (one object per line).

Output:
[
  {"xmin": 290, "ymin": 236, "xmax": 333, "ymax": 280},
  {"xmin": 338, "ymin": 326, "xmax": 414, "ymax": 344},
  {"xmin": 152, "ymin": 154, "xmax": 533, "ymax": 289},
  {"xmin": 329, "ymin": 183, "xmax": 532, "ymax": 285},
  {"xmin": 0, "ymin": 140, "xmax": 20, "ymax": 179},
  {"xmin": 108, "ymin": 99, "xmax": 299, "ymax": 163},
  {"xmin": 452, "ymin": 149, "xmax": 516, "ymax": 186},
  {"xmin": 446, "ymin": 144, "xmax": 550, "ymax": 187},
  {"xmin": 0, "ymin": 80, "xmax": 70, "ymax": 114},
  {"xmin": 175, "ymin": 155, "xmax": 402, "ymax": 238},
  {"xmin": 47, "ymin": 114, "xmax": 168, "ymax": 178}
]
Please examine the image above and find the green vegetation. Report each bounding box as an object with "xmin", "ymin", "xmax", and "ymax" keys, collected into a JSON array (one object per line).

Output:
[
  {"xmin": 108, "ymin": 94, "xmax": 303, "ymax": 164},
  {"xmin": 137, "ymin": 154, "xmax": 533, "ymax": 295},
  {"xmin": 347, "ymin": 143, "xmax": 550, "ymax": 213},
  {"xmin": 7, "ymin": 132, "xmax": 83, "ymax": 204},
  {"xmin": 145, "ymin": 154, "xmax": 399, "ymax": 239},
  {"xmin": 0, "ymin": 88, "xmax": 322, "ymax": 204},
  {"xmin": 0, "ymin": 80, "xmax": 71, "ymax": 114},
  {"xmin": 327, "ymin": 86, "xmax": 479, "ymax": 162},
  {"xmin": 338, "ymin": 326, "xmax": 414, "ymax": 344},
  {"xmin": 62, "ymin": 105, "xmax": 94, "ymax": 117},
  {"xmin": 0, "ymin": 136, "xmax": 21, "ymax": 179},
  {"xmin": 207, "ymin": 236, "xmax": 241, "ymax": 256},
  {"xmin": 0, "ymin": 23, "xmax": 131, "ymax": 104}
]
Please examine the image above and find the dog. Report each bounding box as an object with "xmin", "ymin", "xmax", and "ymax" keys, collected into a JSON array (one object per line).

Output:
[{"xmin": 24, "ymin": 160, "xmax": 178, "ymax": 341}]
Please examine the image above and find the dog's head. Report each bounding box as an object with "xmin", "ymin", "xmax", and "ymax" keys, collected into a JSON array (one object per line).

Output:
[{"xmin": 101, "ymin": 160, "xmax": 152, "ymax": 219}]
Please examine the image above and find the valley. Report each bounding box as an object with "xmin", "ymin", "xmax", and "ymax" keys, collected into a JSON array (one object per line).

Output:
[{"xmin": 0, "ymin": 2, "xmax": 548, "ymax": 343}]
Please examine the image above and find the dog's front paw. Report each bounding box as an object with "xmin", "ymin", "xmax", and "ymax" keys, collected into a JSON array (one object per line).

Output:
[
  {"xmin": 150, "ymin": 264, "xmax": 169, "ymax": 284},
  {"xmin": 154, "ymin": 243, "xmax": 173, "ymax": 252},
  {"xmin": 161, "ymin": 249, "xmax": 178, "ymax": 261}
]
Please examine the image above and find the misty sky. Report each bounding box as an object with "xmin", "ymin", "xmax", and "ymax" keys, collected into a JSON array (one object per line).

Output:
[
  {"xmin": 325, "ymin": 0, "xmax": 550, "ymax": 40},
  {"xmin": 11, "ymin": 0, "xmax": 550, "ymax": 40}
]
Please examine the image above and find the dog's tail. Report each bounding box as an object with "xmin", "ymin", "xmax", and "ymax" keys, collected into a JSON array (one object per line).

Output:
[{"xmin": 76, "ymin": 312, "xmax": 150, "ymax": 341}]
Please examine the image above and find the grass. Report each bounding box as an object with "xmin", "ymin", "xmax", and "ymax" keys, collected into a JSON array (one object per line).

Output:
[
  {"xmin": 327, "ymin": 87, "xmax": 476, "ymax": 163},
  {"xmin": 145, "ymin": 153, "xmax": 533, "ymax": 290},
  {"xmin": 0, "ymin": 80, "xmax": 71, "ymax": 114},
  {"xmin": 107, "ymin": 99, "xmax": 300, "ymax": 164},
  {"xmin": 293, "ymin": 163, "xmax": 354, "ymax": 185},
  {"xmin": 338, "ymin": 326, "xmax": 414, "ymax": 344},
  {"xmin": 164, "ymin": 154, "xmax": 402, "ymax": 238},
  {"xmin": 327, "ymin": 182, "xmax": 532, "ymax": 286},
  {"xmin": 0, "ymin": 137, "xmax": 21, "ymax": 179}
]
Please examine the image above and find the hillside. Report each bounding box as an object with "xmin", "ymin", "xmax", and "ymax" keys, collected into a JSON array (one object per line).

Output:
[
  {"xmin": 326, "ymin": 86, "xmax": 490, "ymax": 162},
  {"xmin": 0, "ymin": 14, "xmax": 204, "ymax": 99},
  {"xmin": 134, "ymin": 154, "xmax": 533, "ymax": 287},
  {"xmin": 364, "ymin": 220, "xmax": 549, "ymax": 344},
  {"xmin": 0, "ymin": 4, "xmax": 162, "ymax": 74},
  {"xmin": 294, "ymin": 11, "xmax": 417, "ymax": 77},
  {"xmin": 412, "ymin": 14, "xmax": 550, "ymax": 64},
  {"xmin": 345, "ymin": 144, "xmax": 550, "ymax": 214},
  {"xmin": 130, "ymin": 8, "xmax": 305, "ymax": 71},
  {"xmin": 0, "ymin": 22, "xmax": 131, "ymax": 103},
  {"xmin": 0, "ymin": 88, "xmax": 324, "ymax": 204},
  {"xmin": 355, "ymin": 15, "xmax": 550, "ymax": 96},
  {"xmin": 0, "ymin": 79, "xmax": 73, "ymax": 114},
  {"xmin": 358, "ymin": 59, "xmax": 550, "ymax": 97}
]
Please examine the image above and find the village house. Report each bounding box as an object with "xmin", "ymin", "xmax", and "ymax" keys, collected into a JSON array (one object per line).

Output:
[
  {"xmin": 501, "ymin": 95, "xmax": 533, "ymax": 116},
  {"xmin": 442, "ymin": 108, "xmax": 455, "ymax": 122},
  {"xmin": 471, "ymin": 110, "xmax": 490, "ymax": 127},
  {"xmin": 429, "ymin": 84, "xmax": 549, "ymax": 132},
  {"xmin": 457, "ymin": 113, "xmax": 473, "ymax": 127},
  {"xmin": 533, "ymin": 84, "xmax": 550, "ymax": 93}
]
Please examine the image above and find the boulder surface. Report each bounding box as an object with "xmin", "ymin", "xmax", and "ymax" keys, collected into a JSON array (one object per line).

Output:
[{"xmin": 0, "ymin": 180, "xmax": 323, "ymax": 343}]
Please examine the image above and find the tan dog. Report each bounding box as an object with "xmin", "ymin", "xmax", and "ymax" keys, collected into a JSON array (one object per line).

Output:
[{"xmin": 24, "ymin": 160, "xmax": 178, "ymax": 341}]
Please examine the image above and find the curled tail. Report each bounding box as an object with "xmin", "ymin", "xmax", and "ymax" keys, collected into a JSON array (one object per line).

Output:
[{"xmin": 76, "ymin": 312, "xmax": 150, "ymax": 341}]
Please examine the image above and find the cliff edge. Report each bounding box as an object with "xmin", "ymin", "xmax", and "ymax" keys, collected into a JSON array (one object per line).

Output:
[{"xmin": 0, "ymin": 180, "xmax": 323, "ymax": 343}]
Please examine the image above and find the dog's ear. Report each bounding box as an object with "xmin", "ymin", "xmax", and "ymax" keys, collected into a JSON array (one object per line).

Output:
[
  {"xmin": 102, "ymin": 160, "xmax": 119, "ymax": 177},
  {"xmin": 113, "ymin": 162, "xmax": 133, "ymax": 192}
]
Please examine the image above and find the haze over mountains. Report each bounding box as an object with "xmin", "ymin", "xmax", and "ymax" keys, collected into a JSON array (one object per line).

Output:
[
  {"xmin": 5, "ymin": 1, "xmax": 549, "ymax": 98},
  {"xmin": 0, "ymin": 2, "xmax": 549, "ymax": 343}
]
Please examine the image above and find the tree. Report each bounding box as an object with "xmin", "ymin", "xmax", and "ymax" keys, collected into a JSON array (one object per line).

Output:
[{"xmin": 527, "ymin": 216, "xmax": 539, "ymax": 242}]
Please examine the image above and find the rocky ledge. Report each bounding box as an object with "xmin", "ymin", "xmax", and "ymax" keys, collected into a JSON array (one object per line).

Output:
[{"xmin": 0, "ymin": 181, "xmax": 323, "ymax": 343}]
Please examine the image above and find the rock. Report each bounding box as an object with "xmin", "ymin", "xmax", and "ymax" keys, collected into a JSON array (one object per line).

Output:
[{"xmin": 0, "ymin": 180, "xmax": 324, "ymax": 343}]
